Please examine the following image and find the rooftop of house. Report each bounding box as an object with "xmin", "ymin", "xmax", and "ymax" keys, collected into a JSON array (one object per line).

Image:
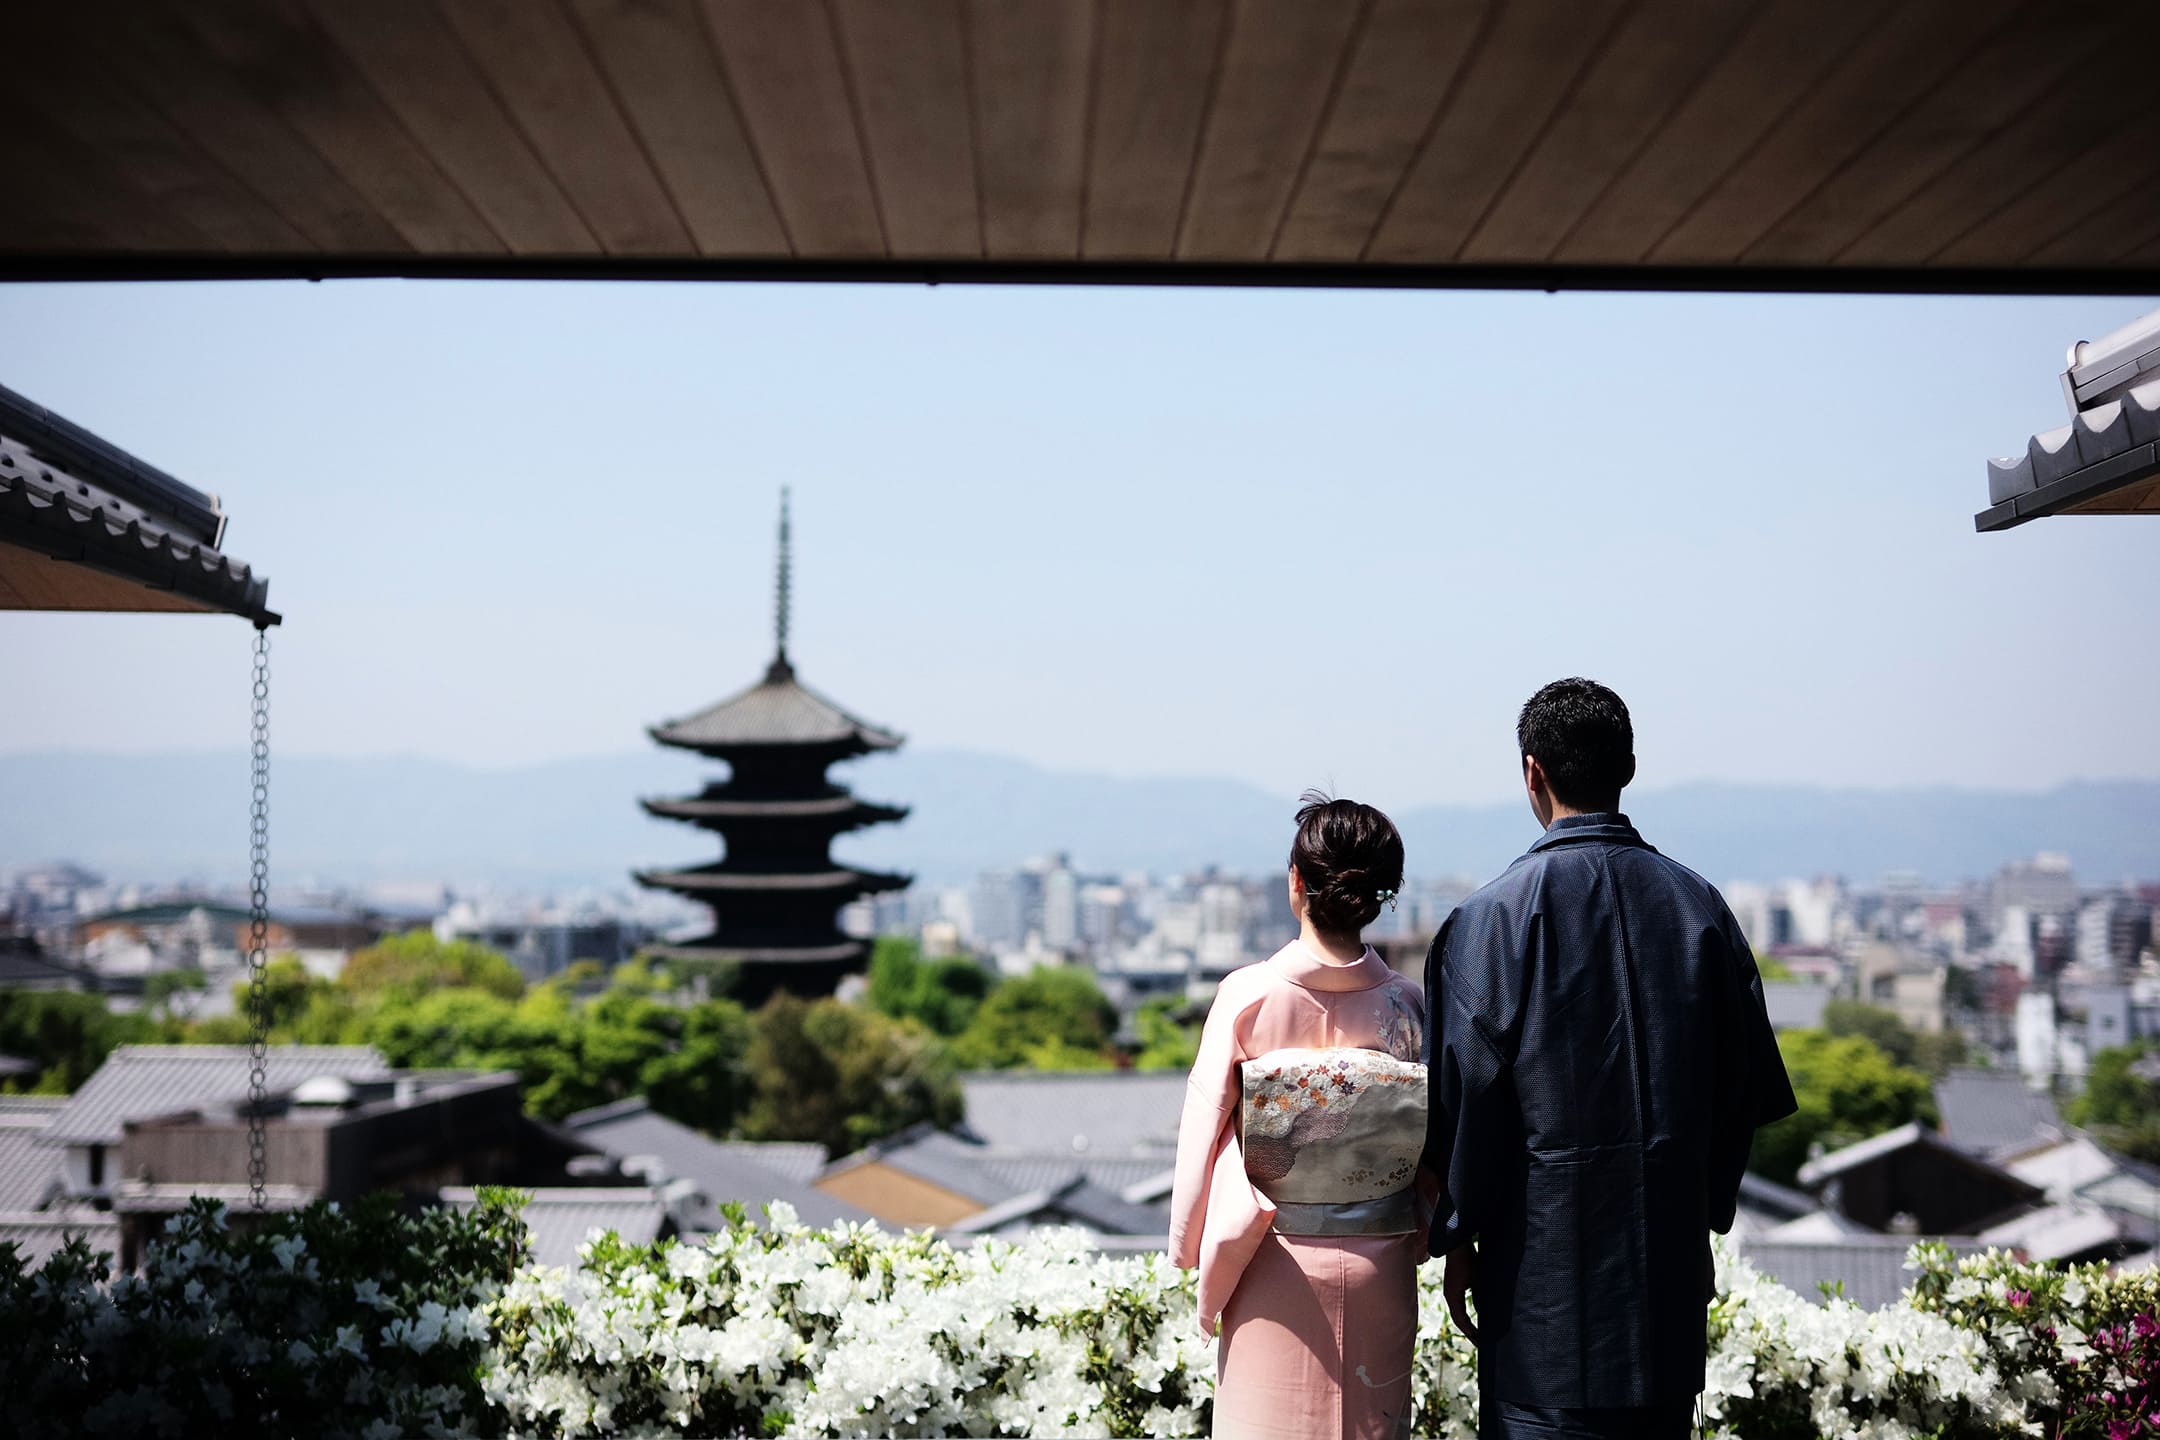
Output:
[
  {"xmin": 1737, "ymin": 1236, "xmax": 1990, "ymax": 1312},
  {"xmin": 819, "ymin": 1122, "xmax": 1173, "ymax": 1235},
  {"xmin": 0, "ymin": 1209, "xmax": 118, "ymax": 1269},
  {"xmin": 0, "ymin": 1098, "xmax": 66, "ymax": 1211},
  {"xmin": 563, "ymin": 1098, "xmax": 867, "ymax": 1229},
  {"xmin": 1934, "ymin": 1067, "xmax": 2066, "ymax": 1162},
  {"xmin": 36, "ymin": 1045, "xmax": 393, "ymax": 1148},
  {"xmin": 954, "ymin": 1069, "xmax": 1185, "ymax": 1155},
  {"xmin": 440, "ymin": 1186, "xmax": 666, "ymax": 1270}
]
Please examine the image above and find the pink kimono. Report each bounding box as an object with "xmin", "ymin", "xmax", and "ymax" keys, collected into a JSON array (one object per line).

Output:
[{"xmin": 1169, "ymin": 940, "xmax": 1432, "ymax": 1440}]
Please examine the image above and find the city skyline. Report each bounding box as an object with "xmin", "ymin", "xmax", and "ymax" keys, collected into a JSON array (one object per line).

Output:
[{"xmin": 2, "ymin": 282, "xmax": 2156, "ymax": 809}]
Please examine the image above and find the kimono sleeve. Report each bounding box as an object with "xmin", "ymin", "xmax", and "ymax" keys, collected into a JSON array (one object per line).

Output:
[
  {"xmin": 1422, "ymin": 906, "xmax": 1516, "ymax": 1258},
  {"xmin": 1706, "ymin": 907, "xmax": 1798, "ymax": 1233},
  {"xmin": 1168, "ymin": 979, "xmax": 1246, "ymax": 1270}
]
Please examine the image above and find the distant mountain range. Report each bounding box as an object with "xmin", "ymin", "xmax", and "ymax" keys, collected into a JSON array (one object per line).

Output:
[{"xmin": 1, "ymin": 748, "xmax": 2154, "ymax": 891}]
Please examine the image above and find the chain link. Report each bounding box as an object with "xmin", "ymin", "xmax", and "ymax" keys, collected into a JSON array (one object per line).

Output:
[{"xmin": 246, "ymin": 626, "xmax": 272, "ymax": 1211}]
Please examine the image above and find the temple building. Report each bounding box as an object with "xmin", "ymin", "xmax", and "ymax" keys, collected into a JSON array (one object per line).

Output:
[{"xmin": 634, "ymin": 493, "xmax": 908, "ymax": 1002}]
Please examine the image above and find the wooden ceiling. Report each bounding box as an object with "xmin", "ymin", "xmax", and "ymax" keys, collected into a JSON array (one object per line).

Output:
[{"xmin": 7, "ymin": 0, "xmax": 2160, "ymax": 291}]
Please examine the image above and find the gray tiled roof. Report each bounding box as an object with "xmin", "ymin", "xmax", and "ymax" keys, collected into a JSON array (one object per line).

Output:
[
  {"xmin": 1740, "ymin": 1236, "xmax": 1987, "ymax": 1312},
  {"xmin": 0, "ymin": 1103, "xmax": 64, "ymax": 1210},
  {"xmin": 0, "ymin": 419, "xmax": 276, "ymax": 626},
  {"xmin": 1980, "ymin": 369, "xmax": 2160, "ymax": 531},
  {"xmin": 650, "ymin": 662, "xmax": 901, "ymax": 753},
  {"xmin": 563, "ymin": 1099, "xmax": 866, "ymax": 1229},
  {"xmin": 0, "ymin": 1210, "xmax": 118, "ymax": 1269},
  {"xmin": 39, "ymin": 1045, "xmax": 390, "ymax": 1146},
  {"xmin": 838, "ymin": 1127, "xmax": 1025, "ymax": 1208},
  {"xmin": 440, "ymin": 1186, "xmax": 665, "ymax": 1270},
  {"xmin": 957, "ymin": 1070, "xmax": 1186, "ymax": 1154},
  {"xmin": 1935, "ymin": 1068, "xmax": 2064, "ymax": 1161},
  {"xmin": 974, "ymin": 1153, "xmax": 1174, "ymax": 1199}
]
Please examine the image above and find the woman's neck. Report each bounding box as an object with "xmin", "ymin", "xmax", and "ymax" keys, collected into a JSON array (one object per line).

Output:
[{"xmin": 1298, "ymin": 920, "xmax": 1365, "ymax": 966}]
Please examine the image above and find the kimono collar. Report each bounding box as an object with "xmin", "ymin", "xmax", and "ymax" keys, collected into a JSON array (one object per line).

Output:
[
  {"xmin": 1269, "ymin": 938, "xmax": 1394, "ymax": 992},
  {"xmin": 1527, "ymin": 812, "xmax": 1653, "ymax": 854}
]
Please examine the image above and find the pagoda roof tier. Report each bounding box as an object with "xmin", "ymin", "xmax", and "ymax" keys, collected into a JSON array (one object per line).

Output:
[
  {"xmin": 645, "ymin": 939, "xmax": 868, "ymax": 966},
  {"xmin": 650, "ymin": 658, "xmax": 900, "ymax": 755},
  {"xmin": 640, "ymin": 794, "xmax": 907, "ymax": 824},
  {"xmin": 634, "ymin": 866, "xmax": 911, "ymax": 895}
]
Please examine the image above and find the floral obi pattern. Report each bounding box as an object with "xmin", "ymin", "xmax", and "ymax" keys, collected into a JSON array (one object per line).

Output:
[{"xmin": 1239, "ymin": 1046, "xmax": 1428, "ymax": 1228}]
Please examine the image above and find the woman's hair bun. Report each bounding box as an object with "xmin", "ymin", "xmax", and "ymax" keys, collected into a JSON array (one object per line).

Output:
[{"xmin": 1289, "ymin": 790, "xmax": 1406, "ymax": 938}]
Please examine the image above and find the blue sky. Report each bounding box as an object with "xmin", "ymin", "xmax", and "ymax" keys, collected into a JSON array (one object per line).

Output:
[{"xmin": 1, "ymin": 280, "xmax": 2153, "ymax": 809}]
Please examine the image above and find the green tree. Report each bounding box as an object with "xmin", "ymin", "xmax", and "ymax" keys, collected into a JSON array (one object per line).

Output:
[
  {"xmin": 2069, "ymin": 1043, "xmax": 2160, "ymax": 1162},
  {"xmin": 1129, "ymin": 997, "xmax": 1201, "ymax": 1072},
  {"xmin": 1749, "ymin": 1028, "xmax": 1940, "ymax": 1185},
  {"xmin": 740, "ymin": 994, "xmax": 961, "ymax": 1154},
  {"xmin": 950, "ymin": 965, "xmax": 1118, "ymax": 1070},
  {"xmin": 1756, "ymin": 953, "xmax": 1796, "ymax": 982},
  {"xmin": 143, "ymin": 966, "xmax": 208, "ymax": 1021},
  {"xmin": 1822, "ymin": 999, "xmax": 1918, "ymax": 1068},
  {"xmin": 0, "ymin": 989, "xmax": 161, "ymax": 1093},
  {"xmin": 338, "ymin": 930, "xmax": 525, "ymax": 1001},
  {"xmin": 865, "ymin": 938, "xmax": 991, "ymax": 1037}
]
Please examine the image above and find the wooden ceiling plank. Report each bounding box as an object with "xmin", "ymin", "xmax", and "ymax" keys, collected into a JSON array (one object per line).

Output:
[
  {"xmin": 307, "ymin": 0, "xmax": 599, "ymax": 254},
  {"xmin": 1554, "ymin": 0, "xmax": 1877, "ymax": 265},
  {"xmin": 831, "ymin": 0, "xmax": 980, "ymax": 257},
  {"xmin": 1083, "ymin": 0, "xmax": 1226, "ymax": 259},
  {"xmin": 566, "ymin": 0, "xmax": 789, "ymax": 256},
  {"xmin": 968, "ymin": 0, "xmax": 1093, "ymax": 259},
  {"xmin": 171, "ymin": 0, "xmax": 505, "ymax": 254},
  {"xmin": 80, "ymin": 0, "xmax": 410, "ymax": 251},
  {"xmin": 433, "ymin": 0, "xmax": 695, "ymax": 255},
  {"xmin": 1940, "ymin": 137, "xmax": 2160, "ymax": 269},
  {"xmin": 2022, "ymin": 169, "xmax": 2160, "ymax": 269},
  {"xmin": 1365, "ymin": 0, "xmax": 1629, "ymax": 264},
  {"xmin": 6, "ymin": 8, "xmax": 306, "ymax": 253},
  {"xmin": 701, "ymin": 0, "xmax": 885, "ymax": 257},
  {"xmin": 0, "ymin": 103, "xmax": 208, "ymax": 253},
  {"xmin": 1271, "ymin": 0, "xmax": 1484, "ymax": 263},
  {"xmin": 1463, "ymin": 0, "xmax": 1756, "ymax": 263},
  {"xmin": 1743, "ymin": 3, "xmax": 2112, "ymax": 266},
  {"xmin": 1873, "ymin": 35, "xmax": 2160, "ymax": 267},
  {"xmin": 1650, "ymin": 0, "xmax": 2018, "ymax": 264},
  {"xmin": 1175, "ymin": 0, "xmax": 1363, "ymax": 261}
]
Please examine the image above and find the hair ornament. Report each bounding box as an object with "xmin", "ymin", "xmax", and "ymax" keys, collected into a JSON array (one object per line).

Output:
[{"xmin": 1375, "ymin": 888, "xmax": 1399, "ymax": 911}]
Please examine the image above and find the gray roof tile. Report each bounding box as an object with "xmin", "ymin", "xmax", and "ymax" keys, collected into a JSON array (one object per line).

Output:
[
  {"xmin": 957, "ymin": 1070, "xmax": 1185, "ymax": 1154},
  {"xmin": 0, "ymin": 1108, "xmax": 64, "ymax": 1210},
  {"xmin": 1740, "ymin": 1236, "xmax": 1988, "ymax": 1311},
  {"xmin": 440, "ymin": 1186, "xmax": 665, "ymax": 1270},
  {"xmin": 0, "ymin": 1210, "xmax": 118, "ymax": 1269},
  {"xmin": 1935, "ymin": 1067, "xmax": 2065, "ymax": 1161},
  {"xmin": 40, "ymin": 1045, "xmax": 390, "ymax": 1146},
  {"xmin": 564, "ymin": 1100, "xmax": 864, "ymax": 1227}
]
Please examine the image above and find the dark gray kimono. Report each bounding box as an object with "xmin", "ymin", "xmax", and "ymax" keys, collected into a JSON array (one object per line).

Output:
[{"xmin": 1423, "ymin": 814, "xmax": 1795, "ymax": 1411}]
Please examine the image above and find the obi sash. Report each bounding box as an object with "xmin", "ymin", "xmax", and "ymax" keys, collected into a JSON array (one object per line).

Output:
[{"xmin": 1239, "ymin": 1046, "xmax": 1427, "ymax": 1237}]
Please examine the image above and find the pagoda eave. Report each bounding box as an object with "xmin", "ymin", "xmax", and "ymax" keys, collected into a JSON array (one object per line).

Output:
[
  {"xmin": 640, "ymin": 795, "xmax": 908, "ymax": 824},
  {"xmin": 634, "ymin": 866, "xmax": 911, "ymax": 895},
  {"xmin": 644, "ymin": 939, "xmax": 869, "ymax": 966}
]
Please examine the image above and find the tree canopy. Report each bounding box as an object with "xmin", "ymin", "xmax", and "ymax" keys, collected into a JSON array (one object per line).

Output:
[{"xmin": 1750, "ymin": 1027, "xmax": 1940, "ymax": 1185}]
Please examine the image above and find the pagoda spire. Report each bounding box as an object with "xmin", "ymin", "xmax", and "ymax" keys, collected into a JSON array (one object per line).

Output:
[{"xmin": 770, "ymin": 486, "xmax": 792, "ymax": 679}]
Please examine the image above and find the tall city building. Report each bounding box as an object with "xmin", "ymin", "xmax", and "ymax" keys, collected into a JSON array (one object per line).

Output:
[{"xmin": 634, "ymin": 492, "xmax": 909, "ymax": 1003}]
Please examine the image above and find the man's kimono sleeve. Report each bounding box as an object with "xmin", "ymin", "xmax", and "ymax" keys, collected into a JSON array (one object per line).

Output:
[
  {"xmin": 1422, "ymin": 909, "xmax": 1514, "ymax": 1257},
  {"xmin": 1706, "ymin": 910, "xmax": 1798, "ymax": 1233}
]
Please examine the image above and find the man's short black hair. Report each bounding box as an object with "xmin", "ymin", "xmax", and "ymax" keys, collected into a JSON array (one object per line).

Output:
[{"xmin": 1517, "ymin": 678, "xmax": 1635, "ymax": 810}]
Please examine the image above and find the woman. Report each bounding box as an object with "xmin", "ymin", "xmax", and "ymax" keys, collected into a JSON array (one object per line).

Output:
[{"xmin": 1170, "ymin": 793, "xmax": 1432, "ymax": 1440}]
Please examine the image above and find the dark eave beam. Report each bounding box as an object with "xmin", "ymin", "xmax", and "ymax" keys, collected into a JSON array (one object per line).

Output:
[{"xmin": 7, "ymin": 255, "xmax": 2160, "ymax": 299}]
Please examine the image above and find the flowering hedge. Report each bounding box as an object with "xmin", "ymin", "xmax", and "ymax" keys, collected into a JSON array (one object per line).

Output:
[{"xmin": 4, "ymin": 1196, "xmax": 2158, "ymax": 1438}]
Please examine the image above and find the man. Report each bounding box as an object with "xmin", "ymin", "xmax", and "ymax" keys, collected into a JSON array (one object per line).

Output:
[{"xmin": 1423, "ymin": 678, "xmax": 1795, "ymax": 1440}]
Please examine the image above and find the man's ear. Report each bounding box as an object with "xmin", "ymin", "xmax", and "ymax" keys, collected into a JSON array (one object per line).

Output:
[
  {"xmin": 1620, "ymin": 753, "xmax": 1637, "ymax": 791},
  {"xmin": 1522, "ymin": 754, "xmax": 1545, "ymax": 795}
]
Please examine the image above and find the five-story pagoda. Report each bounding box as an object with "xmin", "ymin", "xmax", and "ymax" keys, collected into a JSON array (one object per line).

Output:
[{"xmin": 635, "ymin": 491, "xmax": 908, "ymax": 1002}]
